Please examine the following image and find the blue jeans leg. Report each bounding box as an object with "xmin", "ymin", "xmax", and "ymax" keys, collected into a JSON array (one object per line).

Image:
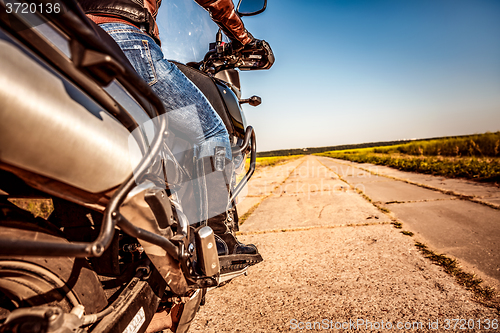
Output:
[{"xmin": 99, "ymin": 23, "xmax": 232, "ymax": 161}]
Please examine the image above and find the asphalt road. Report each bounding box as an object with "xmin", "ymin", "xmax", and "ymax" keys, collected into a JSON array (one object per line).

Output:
[{"xmin": 190, "ymin": 156, "xmax": 499, "ymax": 332}]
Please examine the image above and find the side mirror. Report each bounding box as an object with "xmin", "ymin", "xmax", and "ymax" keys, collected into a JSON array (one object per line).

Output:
[{"xmin": 236, "ymin": 0, "xmax": 267, "ymax": 16}]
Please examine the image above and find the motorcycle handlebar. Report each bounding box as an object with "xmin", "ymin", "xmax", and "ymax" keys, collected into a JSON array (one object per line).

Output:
[{"xmin": 202, "ymin": 39, "xmax": 274, "ymax": 72}]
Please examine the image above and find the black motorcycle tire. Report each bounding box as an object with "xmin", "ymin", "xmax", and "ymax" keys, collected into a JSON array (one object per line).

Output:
[{"xmin": 0, "ymin": 204, "xmax": 108, "ymax": 322}]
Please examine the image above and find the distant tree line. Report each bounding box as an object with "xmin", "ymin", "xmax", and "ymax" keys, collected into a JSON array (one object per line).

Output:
[{"xmin": 257, "ymin": 139, "xmax": 413, "ymax": 157}]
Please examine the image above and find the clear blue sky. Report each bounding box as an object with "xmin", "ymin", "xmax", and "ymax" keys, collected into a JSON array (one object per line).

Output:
[{"xmin": 163, "ymin": 0, "xmax": 500, "ymax": 152}]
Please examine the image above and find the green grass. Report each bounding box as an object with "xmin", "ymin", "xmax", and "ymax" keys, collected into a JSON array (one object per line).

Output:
[
  {"xmin": 316, "ymin": 132, "xmax": 500, "ymax": 182},
  {"xmin": 391, "ymin": 221, "xmax": 403, "ymax": 229},
  {"xmin": 391, "ymin": 132, "xmax": 500, "ymax": 157},
  {"xmin": 415, "ymin": 242, "xmax": 497, "ymax": 305},
  {"xmin": 8, "ymin": 199, "xmax": 54, "ymax": 219},
  {"xmin": 238, "ymin": 201, "xmax": 261, "ymax": 225},
  {"xmin": 246, "ymin": 154, "xmax": 303, "ymax": 170}
]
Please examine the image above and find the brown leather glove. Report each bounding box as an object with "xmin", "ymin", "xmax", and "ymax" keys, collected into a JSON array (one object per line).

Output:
[
  {"xmin": 230, "ymin": 31, "xmax": 255, "ymax": 52},
  {"xmin": 195, "ymin": 0, "xmax": 253, "ymax": 45},
  {"xmin": 238, "ymin": 39, "xmax": 275, "ymax": 70}
]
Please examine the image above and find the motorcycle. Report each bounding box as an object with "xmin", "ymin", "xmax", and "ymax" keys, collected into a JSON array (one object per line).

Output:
[{"xmin": 0, "ymin": 0, "xmax": 274, "ymax": 331}]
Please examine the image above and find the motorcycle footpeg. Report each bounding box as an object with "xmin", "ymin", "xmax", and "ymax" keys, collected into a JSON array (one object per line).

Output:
[
  {"xmin": 217, "ymin": 266, "xmax": 249, "ymax": 285},
  {"xmin": 195, "ymin": 226, "xmax": 220, "ymax": 277},
  {"xmin": 218, "ymin": 253, "xmax": 263, "ymax": 274}
]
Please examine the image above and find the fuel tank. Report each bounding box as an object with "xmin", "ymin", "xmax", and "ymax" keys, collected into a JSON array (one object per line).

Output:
[
  {"xmin": 214, "ymin": 80, "xmax": 246, "ymax": 137},
  {"xmin": 0, "ymin": 30, "xmax": 135, "ymax": 194}
]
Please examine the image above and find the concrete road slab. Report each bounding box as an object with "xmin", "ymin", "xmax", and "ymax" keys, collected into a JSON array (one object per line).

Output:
[
  {"xmin": 317, "ymin": 156, "xmax": 500, "ymax": 285},
  {"xmin": 316, "ymin": 156, "xmax": 386, "ymax": 184},
  {"xmin": 318, "ymin": 156, "xmax": 500, "ymax": 207},
  {"xmin": 317, "ymin": 156, "xmax": 451, "ymax": 202},
  {"xmin": 342, "ymin": 175, "xmax": 390, "ymax": 184},
  {"xmin": 240, "ymin": 190, "xmax": 390, "ymax": 232},
  {"xmin": 489, "ymin": 198, "xmax": 500, "ymax": 205},
  {"xmin": 272, "ymin": 177, "xmax": 347, "ymax": 195},
  {"xmin": 245, "ymin": 182, "xmax": 281, "ymax": 197},
  {"xmin": 235, "ymin": 196, "xmax": 262, "ymax": 217},
  {"xmin": 360, "ymin": 180, "xmax": 451, "ymax": 203},
  {"xmin": 192, "ymin": 226, "xmax": 497, "ymax": 332},
  {"xmin": 386, "ymin": 200, "xmax": 500, "ymax": 282},
  {"xmin": 284, "ymin": 158, "xmax": 340, "ymax": 180},
  {"xmin": 316, "ymin": 157, "xmax": 373, "ymax": 176},
  {"xmin": 270, "ymin": 157, "xmax": 346, "ymax": 194},
  {"xmin": 371, "ymin": 165, "xmax": 500, "ymax": 198},
  {"xmin": 189, "ymin": 156, "xmax": 498, "ymax": 332},
  {"xmin": 236, "ymin": 158, "xmax": 305, "ymax": 215}
]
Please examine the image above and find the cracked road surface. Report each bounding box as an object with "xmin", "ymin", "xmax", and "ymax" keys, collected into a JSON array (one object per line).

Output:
[
  {"xmin": 317, "ymin": 156, "xmax": 500, "ymax": 286},
  {"xmin": 190, "ymin": 156, "xmax": 498, "ymax": 332}
]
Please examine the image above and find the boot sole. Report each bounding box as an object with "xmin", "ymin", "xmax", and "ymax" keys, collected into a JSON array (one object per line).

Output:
[{"xmin": 219, "ymin": 253, "xmax": 263, "ymax": 273}]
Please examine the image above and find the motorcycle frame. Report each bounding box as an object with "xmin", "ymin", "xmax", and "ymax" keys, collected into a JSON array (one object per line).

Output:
[{"xmin": 0, "ymin": 0, "xmax": 257, "ymax": 273}]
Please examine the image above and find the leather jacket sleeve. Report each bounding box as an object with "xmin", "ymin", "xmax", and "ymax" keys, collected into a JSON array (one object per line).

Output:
[{"xmin": 195, "ymin": 0, "xmax": 253, "ymax": 45}]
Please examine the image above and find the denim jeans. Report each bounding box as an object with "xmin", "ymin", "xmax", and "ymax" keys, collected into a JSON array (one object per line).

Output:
[{"xmin": 99, "ymin": 23, "xmax": 232, "ymax": 161}]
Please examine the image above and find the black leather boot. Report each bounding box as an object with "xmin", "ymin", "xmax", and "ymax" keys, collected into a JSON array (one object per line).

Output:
[
  {"xmin": 210, "ymin": 212, "xmax": 263, "ymax": 272},
  {"xmin": 208, "ymin": 212, "xmax": 258, "ymax": 256},
  {"xmin": 195, "ymin": 153, "xmax": 262, "ymax": 271}
]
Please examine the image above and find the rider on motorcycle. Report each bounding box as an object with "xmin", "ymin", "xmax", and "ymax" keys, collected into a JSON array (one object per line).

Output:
[{"xmin": 77, "ymin": 0, "xmax": 268, "ymax": 264}]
